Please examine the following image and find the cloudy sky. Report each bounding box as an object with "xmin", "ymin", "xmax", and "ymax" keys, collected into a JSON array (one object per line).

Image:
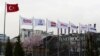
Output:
[{"xmin": 0, "ymin": 0, "xmax": 100, "ymax": 38}]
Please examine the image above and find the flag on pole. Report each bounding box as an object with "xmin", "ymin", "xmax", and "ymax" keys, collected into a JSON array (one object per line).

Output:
[
  {"xmin": 58, "ymin": 21, "xmax": 68, "ymax": 28},
  {"xmin": 79, "ymin": 24, "xmax": 88, "ymax": 32},
  {"xmin": 20, "ymin": 16, "xmax": 33, "ymax": 25},
  {"xmin": 50, "ymin": 22, "xmax": 57, "ymax": 27},
  {"xmin": 69, "ymin": 22, "xmax": 78, "ymax": 33},
  {"xmin": 47, "ymin": 20, "xmax": 57, "ymax": 28},
  {"xmin": 3, "ymin": 3, "xmax": 19, "ymax": 41},
  {"xmin": 34, "ymin": 19, "xmax": 45, "ymax": 26},
  {"xmin": 88, "ymin": 24, "xmax": 96, "ymax": 32},
  {"xmin": 69, "ymin": 23, "xmax": 78, "ymax": 29},
  {"xmin": 7, "ymin": 4, "xmax": 19, "ymax": 12}
]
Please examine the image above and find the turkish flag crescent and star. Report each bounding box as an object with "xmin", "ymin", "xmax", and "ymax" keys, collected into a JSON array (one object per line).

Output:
[{"xmin": 7, "ymin": 4, "xmax": 19, "ymax": 12}]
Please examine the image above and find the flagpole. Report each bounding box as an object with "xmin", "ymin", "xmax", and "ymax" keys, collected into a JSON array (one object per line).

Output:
[
  {"xmin": 3, "ymin": 2, "xmax": 7, "ymax": 55},
  {"xmin": 68, "ymin": 21, "xmax": 70, "ymax": 56},
  {"xmin": 4, "ymin": 2, "xmax": 7, "ymax": 42},
  {"xmin": 31, "ymin": 17, "xmax": 34, "ymax": 56},
  {"xmin": 31, "ymin": 17, "xmax": 33, "ymax": 56},
  {"xmin": 79, "ymin": 23, "xmax": 82, "ymax": 56},
  {"xmin": 57, "ymin": 20, "xmax": 59, "ymax": 56},
  {"xmin": 46, "ymin": 18, "xmax": 48, "ymax": 33},
  {"xmin": 32, "ymin": 17, "xmax": 34, "ymax": 35},
  {"xmin": 57, "ymin": 28, "xmax": 60, "ymax": 56},
  {"xmin": 19, "ymin": 16, "xmax": 21, "ymax": 36},
  {"xmin": 45, "ymin": 18, "xmax": 48, "ymax": 56}
]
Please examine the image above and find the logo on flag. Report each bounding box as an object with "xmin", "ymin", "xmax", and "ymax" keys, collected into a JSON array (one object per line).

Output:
[
  {"xmin": 69, "ymin": 23, "xmax": 78, "ymax": 30},
  {"xmin": 51, "ymin": 22, "xmax": 56, "ymax": 27},
  {"xmin": 79, "ymin": 24, "xmax": 88, "ymax": 33},
  {"xmin": 71, "ymin": 25, "xmax": 78, "ymax": 29},
  {"xmin": 47, "ymin": 20, "xmax": 57, "ymax": 28},
  {"xmin": 80, "ymin": 24, "xmax": 88, "ymax": 30},
  {"xmin": 7, "ymin": 4, "xmax": 19, "ymax": 12},
  {"xmin": 90, "ymin": 28, "xmax": 96, "ymax": 30},
  {"xmin": 34, "ymin": 19, "xmax": 45, "ymax": 26},
  {"xmin": 38, "ymin": 20, "xmax": 43, "ymax": 25},
  {"xmin": 61, "ymin": 23, "xmax": 67, "ymax": 27},
  {"xmin": 58, "ymin": 21, "xmax": 68, "ymax": 28},
  {"xmin": 20, "ymin": 17, "xmax": 32, "ymax": 25},
  {"xmin": 23, "ymin": 19, "xmax": 32, "ymax": 24},
  {"xmin": 88, "ymin": 24, "xmax": 96, "ymax": 32}
]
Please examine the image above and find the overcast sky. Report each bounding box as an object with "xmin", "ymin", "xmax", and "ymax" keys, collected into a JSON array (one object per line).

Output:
[{"xmin": 0, "ymin": 0, "xmax": 100, "ymax": 38}]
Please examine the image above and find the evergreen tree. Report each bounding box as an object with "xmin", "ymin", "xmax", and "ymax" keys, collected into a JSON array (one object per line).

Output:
[
  {"xmin": 85, "ymin": 33, "xmax": 99, "ymax": 56},
  {"xmin": 85, "ymin": 33, "xmax": 91, "ymax": 56},
  {"xmin": 0, "ymin": 41, "xmax": 2, "ymax": 55},
  {"xmin": 5, "ymin": 37, "xmax": 13, "ymax": 56},
  {"xmin": 13, "ymin": 35, "xmax": 24, "ymax": 56}
]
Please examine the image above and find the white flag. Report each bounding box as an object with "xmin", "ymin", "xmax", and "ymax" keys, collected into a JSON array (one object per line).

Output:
[
  {"xmin": 34, "ymin": 19, "xmax": 45, "ymax": 26},
  {"xmin": 58, "ymin": 21, "xmax": 68, "ymax": 28},
  {"xmin": 20, "ymin": 16, "xmax": 33, "ymax": 25},
  {"xmin": 69, "ymin": 22, "xmax": 78, "ymax": 33},
  {"xmin": 88, "ymin": 24, "xmax": 96, "ymax": 32},
  {"xmin": 69, "ymin": 23, "xmax": 78, "ymax": 30},
  {"xmin": 79, "ymin": 24, "xmax": 88, "ymax": 33},
  {"xmin": 79, "ymin": 24, "xmax": 88, "ymax": 31},
  {"xmin": 47, "ymin": 20, "xmax": 57, "ymax": 28}
]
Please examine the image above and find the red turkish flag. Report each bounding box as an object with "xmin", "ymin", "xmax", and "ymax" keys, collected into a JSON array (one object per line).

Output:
[{"xmin": 7, "ymin": 4, "xmax": 19, "ymax": 12}]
